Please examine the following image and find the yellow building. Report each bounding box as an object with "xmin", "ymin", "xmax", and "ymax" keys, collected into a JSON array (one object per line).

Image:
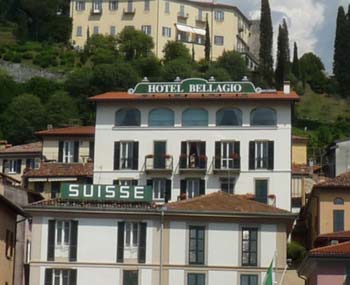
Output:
[
  {"xmin": 292, "ymin": 135, "xmax": 308, "ymax": 165},
  {"xmin": 69, "ymin": 0, "xmax": 258, "ymax": 65}
]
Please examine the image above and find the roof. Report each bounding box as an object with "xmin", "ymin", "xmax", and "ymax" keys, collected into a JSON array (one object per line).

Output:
[
  {"xmin": 89, "ymin": 91, "xmax": 300, "ymax": 103},
  {"xmin": 314, "ymin": 231, "xmax": 350, "ymax": 247},
  {"xmin": 315, "ymin": 172, "xmax": 350, "ymax": 188},
  {"xmin": 0, "ymin": 194, "xmax": 26, "ymax": 216},
  {"xmin": 292, "ymin": 164, "xmax": 316, "ymax": 175},
  {"xmin": 166, "ymin": 191, "xmax": 292, "ymax": 216},
  {"xmin": 35, "ymin": 126, "xmax": 95, "ymax": 137},
  {"xmin": 0, "ymin": 141, "xmax": 42, "ymax": 155},
  {"xmin": 23, "ymin": 163, "xmax": 93, "ymax": 178},
  {"xmin": 309, "ymin": 242, "xmax": 350, "ymax": 257},
  {"xmin": 292, "ymin": 135, "xmax": 309, "ymax": 143}
]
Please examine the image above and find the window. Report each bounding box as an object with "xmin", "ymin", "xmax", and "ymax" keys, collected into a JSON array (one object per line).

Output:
[
  {"xmin": 115, "ymin": 108, "xmax": 141, "ymax": 126},
  {"xmin": 216, "ymin": 108, "xmax": 242, "ymax": 126},
  {"xmin": 182, "ymin": 108, "xmax": 208, "ymax": 126},
  {"xmin": 333, "ymin": 210, "xmax": 344, "ymax": 232},
  {"xmin": 92, "ymin": 0, "xmax": 102, "ymax": 12},
  {"xmin": 197, "ymin": 9, "xmax": 203, "ymax": 21},
  {"xmin": 187, "ymin": 179, "xmax": 200, "ymax": 198},
  {"xmin": 144, "ymin": 0, "xmax": 150, "ymax": 11},
  {"xmin": 127, "ymin": 0, "xmax": 133, "ymax": 12},
  {"xmin": 56, "ymin": 221, "xmax": 71, "ymax": 246},
  {"xmin": 179, "ymin": 5, "xmax": 185, "ymax": 17},
  {"xmin": 188, "ymin": 273, "xmax": 206, "ymax": 285},
  {"xmin": 214, "ymin": 35, "xmax": 224, "ymax": 46},
  {"xmin": 162, "ymin": 27, "xmax": 171, "ymax": 38},
  {"xmin": 141, "ymin": 25, "xmax": 152, "ymax": 35},
  {"xmin": 123, "ymin": 270, "xmax": 138, "ymax": 285},
  {"xmin": 165, "ymin": 1, "xmax": 170, "ymax": 13},
  {"xmin": 5, "ymin": 230, "xmax": 14, "ymax": 258},
  {"xmin": 195, "ymin": 35, "xmax": 204, "ymax": 45},
  {"xmin": 109, "ymin": 0, "xmax": 118, "ymax": 10},
  {"xmin": 149, "ymin": 108, "xmax": 174, "ymax": 126},
  {"xmin": 250, "ymin": 108, "xmax": 277, "ymax": 126},
  {"xmin": 76, "ymin": 26, "xmax": 83, "ymax": 37},
  {"xmin": 249, "ymin": 141, "xmax": 274, "ymax": 170},
  {"xmin": 8, "ymin": 159, "xmax": 21, "ymax": 174},
  {"xmin": 58, "ymin": 141, "xmax": 79, "ymax": 163},
  {"xmin": 334, "ymin": 198, "xmax": 344, "ymax": 205},
  {"xmin": 152, "ymin": 179, "xmax": 166, "ymax": 200},
  {"xmin": 255, "ymin": 179, "xmax": 268, "ymax": 204},
  {"xmin": 51, "ymin": 182, "xmax": 61, "ymax": 199},
  {"xmin": 189, "ymin": 226, "xmax": 205, "ymax": 264},
  {"xmin": 177, "ymin": 31, "xmax": 189, "ymax": 42},
  {"xmin": 26, "ymin": 158, "xmax": 40, "ymax": 169},
  {"xmin": 215, "ymin": 141, "xmax": 240, "ymax": 170},
  {"xmin": 125, "ymin": 222, "xmax": 139, "ymax": 248},
  {"xmin": 240, "ymin": 274, "xmax": 258, "ymax": 285},
  {"xmin": 44, "ymin": 269, "xmax": 77, "ymax": 285},
  {"xmin": 214, "ymin": 10, "xmax": 224, "ymax": 21},
  {"xmin": 76, "ymin": 0, "xmax": 85, "ymax": 11},
  {"xmin": 114, "ymin": 180, "xmax": 138, "ymax": 186},
  {"xmin": 93, "ymin": 26, "xmax": 99, "ymax": 35},
  {"xmin": 34, "ymin": 182, "xmax": 44, "ymax": 193},
  {"xmin": 180, "ymin": 141, "xmax": 206, "ymax": 169},
  {"xmin": 114, "ymin": 141, "xmax": 138, "ymax": 170},
  {"xmin": 242, "ymin": 228, "xmax": 258, "ymax": 266},
  {"xmin": 220, "ymin": 178, "xmax": 236, "ymax": 194}
]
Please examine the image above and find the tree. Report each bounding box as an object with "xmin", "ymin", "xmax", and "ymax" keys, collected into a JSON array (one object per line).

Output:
[
  {"xmin": 333, "ymin": 6, "xmax": 350, "ymax": 97},
  {"xmin": 299, "ymin": 53, "xmax": 328, "ymax": 93},
  {"xmin": 118, "ymin": 27, "xmax": 154, "ymax": 60},
  {"xmin": 24, "ymin": 77, "xmax": 62, "ymax": 103},
  {"xmin": 216, "ymin": 51, "xmax": 247, "ymax": 81},
  {"xmin": 205, "ymin": 18, "xmax": 210, "ymax": 61},
  {"xmin": 45, "ymin": 91, "xmax": 79, "ymax": 127},
  {"xmin": 132, "ymin": 56, "xmax": 162, "ymax": 81},
  {"xmin": 162, "ymin": 59, "xmax": 192, "ymax": 81},
  {"xmin": 162, "ymin": 41, "xmax": 191, "ymax": 63},
  {"xmin": 259, "ymin": 0, "xmax": 274, "ymax": 87},
  {"xmin": 292, "ymin": 42, "xmax": 300, "ymax": 79},
  {"xmin": 0, "ymin": 71, "xmax": 21, "ymax": 114},
  {"xmin": 275, "ymin": 20, "xmax": 290, "ymax": 90},
  {"xmin": 1, "ymin": 94, "xmax": 46, "ymax": 144}
]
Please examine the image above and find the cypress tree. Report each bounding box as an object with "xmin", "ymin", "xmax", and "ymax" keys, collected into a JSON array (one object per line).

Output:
[
  {"xmin": 275, "ymin": 20, "xmax": 290, "ymax": 90},
  {"xmin": 205, "ymin": 17, "xmax": 210, "ymax": 62},
  {"xmin": 292, "ymin": 42, "xmax": 300, "ymax": 79},
  {"xmin": 259, "ymin": 0, "xmax": 274, "ymax": 87}
]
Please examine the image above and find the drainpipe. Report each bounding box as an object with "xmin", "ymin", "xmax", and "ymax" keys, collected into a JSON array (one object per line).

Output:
[{"xmin": 159, "ymin": 206, "xmax": 166, "ymax": 285}]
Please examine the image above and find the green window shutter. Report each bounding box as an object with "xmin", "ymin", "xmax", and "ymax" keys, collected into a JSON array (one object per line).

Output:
[
  {"xmin": 47, "ymin": 220, "xmax": 55, "ymax": 261},
  {"xmin": 165, "ymin": 179, "xmax": 172, "ymax": 203},
  {"xmin": 138, "ymin": 222, "xmax": 147, "ymax": 263},
  {"xmin": 44, "ymin": 268, "xmax": 53, "ymax": 285},
  {"xmin": 73, "ymin": 141, "xmax": 79, "ymax": 162},
  {"xmin": 114, "ymin": 142, "xmax": 120, "ymax": 170},
  {"xmin": 70, "ymin": 270, "xmax": 77, "ymax": 285},
  {"xmin": 267, "ymin": 141, "xmax": 274, "ymax": 170},
  {"xmin": 249, "ymin": 141, "xmax": 255, "ymax": 170},
  {"xmin": 132, "ymin": 142, "xmax": 139, "ymax": 170},
  {"xmin": 58, "ymin": 141, "xmax": 63, "ymax": 162},
  {"xmin": 215, "ymin": 142, "xmax": 221, "ymax": 169},
  {"xmin": 69, "ymin": 220, "xmax": 78, "ymax": 261},
  {"xmin": 117, "ymin": 222, "xmax": 125, "ymax": 262},
  {"xmin": 255, "ymin": 180, "xmax": 268, "ymax": 204},
  {"xmin": 234, "ymin": 141, "xmax": 240, "ymax": 169}
]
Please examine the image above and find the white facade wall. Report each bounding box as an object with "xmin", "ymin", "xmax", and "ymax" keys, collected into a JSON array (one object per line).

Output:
[
  {"xmin": 335, "ymin": 141, "xmax": 350, "ymax": 176},
  {"xmin": 94, "ymin": 101, "xmax": 292, "ymax": 210},
  {"xmin": 30, "ymin": 216, "xmax": 283, "ymax": 285}
]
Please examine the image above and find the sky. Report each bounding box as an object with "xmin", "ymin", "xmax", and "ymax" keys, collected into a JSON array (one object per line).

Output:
[{"xmin": 221, "ymin": 0, "xmax": 350, "ymax": 73}]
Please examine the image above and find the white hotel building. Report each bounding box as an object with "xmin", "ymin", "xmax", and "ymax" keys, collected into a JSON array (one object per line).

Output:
[{"xmin": 91, "ymin": 79, "xmax": 299, "ymax": 211}]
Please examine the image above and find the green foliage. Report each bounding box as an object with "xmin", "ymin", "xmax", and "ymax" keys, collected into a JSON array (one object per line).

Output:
[
  {"xmin": 162, "ymin": 59, "xmax": 192, "ymax": 81},
  {"xmin": 1, "ymin": 93, "xmax": 46, "ymax": 144},
  {"xmin": 299, "ymin": 53, "xmax": 327, "ymax": 94},
  {"xmin": 259, "ymin": 0, "xmax": 274, "ymax": 87},
  {"xmin": 287, "ymin": 241, "xmax": 306, "ymax": 265},
  {"xmin": 85, "ymin": 34, "xmax": 118, "ymax": 54},
  {"xmin": 45, "ymin": 91, "xmax": 79, "ymax": 127},
  {"xmin": 292, "ymin": 42, "xmax": 300, "ymax": 79},
  {"xmin": 132, "ymin": 56, "xmax": 162, "ymax": 80},
  {"xmin": 33, "ymin": 52, "xmax": 58, "ymax": 68},
  {"xmin": 24, "ymin": 77, "xmax": 62, "ymax": 103},
  {"xmin": 0, "ymin": 71, "xmax": 21, "ymax": 114},
  {"xmin": 118, "ymin": 27, "xmax": 154, "ymax": 60},
  {"xmin": 216, "ymin": 51, "xmax": 247, "ymax": 81},
  {"xmin": 205, "ymin": 66, "xmax": 231, "ymax": 81},
  {"xmin": 162, "ymin": 41, "xmax": 191, "ymax": 63},
  {"xmin": 205, "ymin": 19, "xmax": 210, "ymax": 62},
  {"xmin": 275, "ymin": 20, "xmax": 290, "ymax": 90}
]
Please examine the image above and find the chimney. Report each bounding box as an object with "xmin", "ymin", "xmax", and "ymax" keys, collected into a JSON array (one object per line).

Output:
[
  {"xmin": 283, "ymin": 81, "xmax": 291, "ymax": 95},
  {"xmin": 0, "ymin": 140, "xmax": 8, "ymax": 150},
  {"xmin": 47, "ymin": 124, "xmax": 53, "ymax": 130}
]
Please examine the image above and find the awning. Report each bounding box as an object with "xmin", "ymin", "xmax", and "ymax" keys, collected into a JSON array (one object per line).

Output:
[
  {"xmin": 176, "ymin": 24, "xmax": 206, "ymax": 35},
  {"xmin": 28, "ymin": 178, "xmax": 48, "ymax": 182},
  {"xmin": 48, "ymin": 177, "xmax": 78, "ymax": 182}
]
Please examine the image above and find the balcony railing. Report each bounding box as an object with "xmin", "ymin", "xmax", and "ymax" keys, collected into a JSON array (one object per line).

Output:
[
  {"xmin": 196, "ymin": 16, "xmax": 206, "ymax": 23},
  {"xmin": 123, "ymin": 8, "xmax": 136, "ymax": 15},
  {"xmin": 212, "ymin": 156, "xmax": 240, "ymax": 174},
  {"xmin": 145, "ymin": 155, "xmax": 173, "ymax": 174},
  {"xmin": 177, "ymin": 12, "xmax": 189, "ymax": 19},
  {"xmin": 179, "ymin": 154, "xmax": 207, "ymax": 174},
  {"xmin": 91, "ymin": 7, "xmax": 102, "ymax": 15}
]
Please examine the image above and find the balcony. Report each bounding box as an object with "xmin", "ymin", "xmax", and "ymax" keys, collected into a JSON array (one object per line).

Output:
[
  {"xmin": 144, "ymin": 155, "xmax": 173, "ymax": 175},
  {"xmin": 179, "ymin": 154, "xmax": 207, "ymax": 175},
  {"xmin": 123, "ymin": 8, "xmax": 136, "ymax": 15},
  {"xmin": 177, "ymin": 12, "xmax": 189, "ymax": 20},
  {"xmin": 212, "ymin": 156, "xmax": 240, "ymax": 175},
  {"xmin": 196, "ymin": 16, "xmax": 206, "ymax": 24},
  {"xmin": 90, "ymin": 7, "xmax": 102, "ymax": 15}
]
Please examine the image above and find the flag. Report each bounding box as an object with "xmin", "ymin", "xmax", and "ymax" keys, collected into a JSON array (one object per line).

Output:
[{"xmin": 265, "ymin": 260, "xmax": 274, "ymax": 285}]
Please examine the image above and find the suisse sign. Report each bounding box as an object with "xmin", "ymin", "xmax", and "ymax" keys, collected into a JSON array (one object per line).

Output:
[
  {"xmin": 128, "ymin": 78, "xmax": 260, "ymax": 95},
  {"xmin": 60, "ymin": 183, "xmax": 153, "ymax": 202}
]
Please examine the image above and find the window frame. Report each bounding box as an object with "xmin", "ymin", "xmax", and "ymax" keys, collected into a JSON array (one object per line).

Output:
[
  {"xmin": 255, "ymin": 179, "xmax": 268, "ymax": 204},
  {"xmin": 216, "ymin": 108, "xmax": 242, "ymax": 126},
  {"xmin": 76, "ymin": 26, "xmax": 83, "ymax": 37},
  {"xmin": 62, "ymin": 141, "xmax": 75, "ymax": 163},
  {"xmin": 144, "ymin": 0, "xmax": 150, "ymax": 11},
  {"xmin": 5, "ymin": 230, "xmax": 14, "ymax": 259},
  {"xmin": 240, "ymin": 274, "xmax": 259, "ymax": 285},
  {"xmin": 214, "ymin": 10, "xmax": 224, "ymax": 21},
  {"xmin": 187, "ymin": 272, "xmax": 206, "ymax": 285},
  {"xmin": 123, "ymin": 270, "xmax": 138, "ymax": 285},
  {"xmin": 124, "ymin": 222, "xmax": 139, "ymax": 249},
  {"xmin": 8, "ymin": 159, "xmax": 21, "ymax": 174},
  {"xmin": 119, "ymin": 141, "xmax": 134, "ymax": 169},
  {"xmin": 254, "ymin": 141, "xmax": 269, "ymax": 169},
  {"xmin": 152, "ymin": 178, "xmax": 166, "ymax": 201},
  {"xmin": 149, "ymin": 108, "xmax": 174, "ymax": 127},
  {"xmin": 241, "ymin": 227, "xmax": 258, "ymax": 266},
  {"xmin": 93, "ymin": 26, "xmax": 99, "ymax": 35},
  {"xmin": 188, "ymin": 225, "xmax": 205, "ymax": 265},
  {"xmin": 333, "ymin": 210, "xmax": 345, "ymax": 232},
  {"xmin": 334, "ymin": 197, "xmax": 344, "ymax": 205},
  {"xmin": 250, "ymin": 108, "xmax": 277, "ymax": 126},
  {"xmin": 220, "ymin": 177, "xmax": 236, "ymax": 194},
  {"xmin": 182, "ymin": 108, "xmax": 208, "ymax": 127},
  {"xmin": 109, "ymin": 0, "xmax": 118, "ymax": 10},
  {"xmin": 214, "ymin": 35, "xmax": 224, "ymax": 46},
  {"xmin": 75, "ymin": 0, "xmax": 85, "ymax": 11},
  {"xmin": 115, "ymin": 108, "xmax": 141, "ymax": 127},
  {"xmin": 162, "ymin": 27, "xmax": 171, "ymax": 38},
  {"xmin": 56, "ymin": 220, "xmax": 71, "ymax": 246},
  {"xmin": 141, "ymin": 25, "xmax": 152, "ymax": 35},
  {"xmin": 165, "ymin": 0, "xmax": 170, "ymax": 13}
]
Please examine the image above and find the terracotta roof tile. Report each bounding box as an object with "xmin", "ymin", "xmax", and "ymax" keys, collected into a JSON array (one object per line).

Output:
[
  {"xmin": 35, "ymin": 126, "xmax": 95, "ymax": 137},
  {"xmin": 292, "ymin": 135, "xmax": 309, "ymax": 143},
  {"xmin": 166, "ymin": 191, "xmax": 292, "ymax": 215},
  {"xmin": 310, "ymin": 241, "xmax": 350, "ymax": 256},
  {"xmin": 89, "ymin": 91, "xmax": 299, "ymax": 102},
  {"xmin": 315, "ymin": 172, "xmax": 350, "ymax": 188},
  {"xmin": 314, "ymin": 231, "xmax": 350, "ymax": 247},
  {"xmin": 23, "ymin": 163, "xmax": 93, "ymax": 178},
  {"xmin": 0, "ymin": 142, "xmax": 42, "ymax": 154},
  {"xmin": 292, "ymin": 164, "xmax": 313, "ymax": 175}
]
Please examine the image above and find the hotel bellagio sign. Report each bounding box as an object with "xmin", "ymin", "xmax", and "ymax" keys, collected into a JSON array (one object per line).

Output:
[
  {"xmin": 128, "ymin": 77, "xmax": 261, "ymax": 95},
  {"xmin": 60, "ymin": 183, "xmax": 153, "ymax": 202}
]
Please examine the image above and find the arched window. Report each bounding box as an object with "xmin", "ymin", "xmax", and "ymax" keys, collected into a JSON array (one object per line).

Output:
[
  {"xmin": 216, "ymin": 108, "xmax": 242, "ymax": 126},
  {"xmin": 182, "ymin": 108, "xmax": 208, "ymax": 127},
  {"xmin": 149, "ymin": 108, "xmax": 174, "ymax": 127},
  {"xmin": 115, "ymin": 108, "xmax": 141, "ymax": 126},
  {"xmin": 334, "ymin": 198, "xmax": 344, "ymax": 205},
  {"xmin": 250, "ymin": 108, "xmax": 277, "ymax": 126}
]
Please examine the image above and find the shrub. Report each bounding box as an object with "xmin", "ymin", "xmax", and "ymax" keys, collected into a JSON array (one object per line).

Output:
[
  {"xmin": 22, "ymin": 51, "xmax": 34, "ymax": 60},
  {"xmin": 33, "ymin": 52, "xmax": 58, "ymax": 68},
  {"xmin": 3, "ymin": 51, "xmax": 14, "ymax": 61},
  {"xmin": 11, "ymin": 52, "xmax": 22, "ymax": 63},
  {"xmin": 287, "ymin": 241, "xmax": 306, "ymax": 265}
]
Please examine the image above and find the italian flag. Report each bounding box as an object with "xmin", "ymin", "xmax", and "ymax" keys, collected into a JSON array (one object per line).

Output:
[{"xmin": 265, "ymin": 260, "xmax": 274, "ymax": 285}]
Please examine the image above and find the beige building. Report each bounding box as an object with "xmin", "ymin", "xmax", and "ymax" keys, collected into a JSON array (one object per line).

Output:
[
  {"xmin": 69, "ymin": 0, "xmax": 258, "ymax": 66},
  {"xmin": 23, "ymin": 126, "xmax": 95, "ymax": 199}
]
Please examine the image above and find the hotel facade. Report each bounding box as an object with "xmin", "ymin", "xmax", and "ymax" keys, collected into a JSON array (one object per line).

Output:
[{"xmin": 69, "ymin": 0, "xmax": 258, "ymax": 65}]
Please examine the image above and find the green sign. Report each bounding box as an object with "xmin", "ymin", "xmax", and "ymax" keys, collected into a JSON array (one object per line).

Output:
[
  {"xmin": 128, "ymin": 78, "xmax": 260, "ymax": 95},
  {"xmin": 60, "ymin": 184, "xmax": 153, "ymax": 202}
]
